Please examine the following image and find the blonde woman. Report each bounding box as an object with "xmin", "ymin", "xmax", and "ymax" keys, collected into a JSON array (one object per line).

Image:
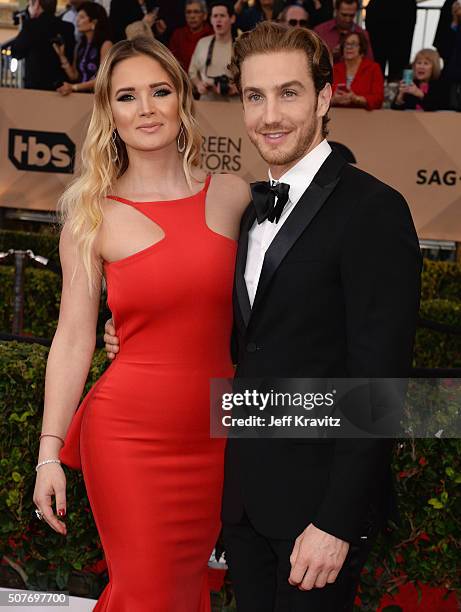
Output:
[
  {"xmin": 33, "ymin": 37, "xmax": 250, "ymax": 611},
  {"xmin": 392, "ymin": 48, "xmax": 448, "ymax": 111}
]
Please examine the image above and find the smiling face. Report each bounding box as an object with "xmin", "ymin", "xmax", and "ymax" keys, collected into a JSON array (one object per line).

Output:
[
  {"xmin": 210, "ymin": 5, "xmax": 235, "ymax": 37},
  {"xmin": 414, "ymin": 56, "xmax": 433, "ymax": 82},
  {"xmin": 241, "ymin": 50, "xmax": 331, "ymax": 176},
  {"xmin": 110, "ymin": 54, "xmax": 180, "ymax": 155}
]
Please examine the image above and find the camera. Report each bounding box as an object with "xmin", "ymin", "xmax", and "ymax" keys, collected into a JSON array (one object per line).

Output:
[
  {"xmin": 213, "ymin": 74, "xmax": 230, "ymax": 96},
  {"xmin": 50, "ymin": 33, "xmax": 64, "ymax": 47},
  {"xmin": 12, "ymin": 9, "xmax": 28, "ymax": 26}
]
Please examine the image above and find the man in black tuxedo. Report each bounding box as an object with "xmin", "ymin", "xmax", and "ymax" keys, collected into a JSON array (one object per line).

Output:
[
  {"xmin": 220, "ymin": 22, "xmax": 421, "ymax": 611},
  {"xmin": 104, "ymin": 21, "xmax": 421, "ymax": 611}
]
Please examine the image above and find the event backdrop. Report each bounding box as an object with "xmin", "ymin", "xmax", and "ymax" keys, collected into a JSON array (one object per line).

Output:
[{"xmin": 0, "ymin": 88, "xmax": 460, "ymax": 241}]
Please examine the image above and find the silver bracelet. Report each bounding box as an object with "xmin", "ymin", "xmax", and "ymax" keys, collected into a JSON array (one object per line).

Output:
[{"xmin": 36, "ymin": 459, "xmax": 61, "ymax": 471}]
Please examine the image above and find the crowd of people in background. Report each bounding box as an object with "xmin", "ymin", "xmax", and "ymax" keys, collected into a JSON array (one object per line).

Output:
[{"xmin": 5, "ymin": 0, "xmax": 461, "ymax": 111}]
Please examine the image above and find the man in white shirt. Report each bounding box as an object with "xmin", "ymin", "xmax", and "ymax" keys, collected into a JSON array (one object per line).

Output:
[
  {"xmin": 244, "ymin": 138, "xmax": 331, "ymax": 305},
  {"xmin": 188, "ymin": 0, "xmax": 239, "ymax": 101},
  {"xmin": 219, "ymin": 21, "xmax": 421, "ymax": 612}
]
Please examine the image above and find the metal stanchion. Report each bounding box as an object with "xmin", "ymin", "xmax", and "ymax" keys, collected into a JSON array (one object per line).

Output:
[
  {"xmin": 0, "ymin": 249, "xmax": 53, "ymax": 335},
  {"xmin": 12, "ymin": 250, "xmax": 26, "ymax": 335}
]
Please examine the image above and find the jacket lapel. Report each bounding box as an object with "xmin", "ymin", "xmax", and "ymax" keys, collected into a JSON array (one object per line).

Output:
[
  {"xmin": 250, "ymin": 149, "xmax": 347, "ymax": 320},
  {"xmin": 234, "ymin": 203, "xmax": 256, "ymax": 328}
]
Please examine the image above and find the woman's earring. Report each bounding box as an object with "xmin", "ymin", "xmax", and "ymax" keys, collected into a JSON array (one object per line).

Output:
[
  {"xmin": 177, "ymin": 124, "xmax": 186, "ymax": 153},
  {"xmin": 111, "ymin": 130, "xmax": 119, "ymax": 163}
]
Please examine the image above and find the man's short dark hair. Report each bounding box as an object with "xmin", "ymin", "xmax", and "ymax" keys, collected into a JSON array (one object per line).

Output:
[
  {"xmin": 335, "ymin": 0, "xmax": 358, "ymax": 10},
  {"xmin": 39, "ymin": 0, "xmax": 58, "ymax": 14},
  {"xmin": 229, "ymin": 21, "xmax": 333, "ymax": 137},
  {"xmin": 209, "ymin": 0, "xmax": 235, "ymax": 17}
]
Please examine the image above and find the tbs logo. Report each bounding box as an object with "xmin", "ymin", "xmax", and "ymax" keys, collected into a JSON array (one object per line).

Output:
[{"xmin": 9, "ymin": 129, "xmax": 75, "ymax": 174}]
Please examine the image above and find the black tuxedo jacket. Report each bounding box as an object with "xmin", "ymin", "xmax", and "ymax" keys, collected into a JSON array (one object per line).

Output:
[{"xmin": 222, "ymin": 149, "xmax": 422, "ymax": 545}]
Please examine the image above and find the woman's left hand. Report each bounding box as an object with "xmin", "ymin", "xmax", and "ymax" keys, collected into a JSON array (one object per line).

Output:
[
  {"xmin": 57, "ymin": 82, "xmax": 73, "ymax": 96},
  {"xmin": 406, "ymin": 83, "xmax": 424, "ymax": 99},
  {"xmin": 335, "ymin": 90, "xmax": 353, "ymax": 105}
]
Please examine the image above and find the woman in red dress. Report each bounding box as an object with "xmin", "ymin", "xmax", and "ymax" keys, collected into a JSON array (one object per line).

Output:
[
  {"xmin": 32, "ymin": 37, "xmax": 250, "ymax": 611},
  {"xmin": 331, "ymin": 30, "xmax": 384, "ymax": 110}
]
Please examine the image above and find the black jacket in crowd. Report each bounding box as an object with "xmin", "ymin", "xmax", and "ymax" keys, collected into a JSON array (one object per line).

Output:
[{"xmin": 9, "ymin": 12, "xmax": 75, "ymax": 91}]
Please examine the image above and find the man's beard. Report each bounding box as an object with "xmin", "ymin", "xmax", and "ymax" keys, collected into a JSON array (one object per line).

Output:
[{"xmin": 249, "ymin": 114, "xmax": 319, "ymax": 169}]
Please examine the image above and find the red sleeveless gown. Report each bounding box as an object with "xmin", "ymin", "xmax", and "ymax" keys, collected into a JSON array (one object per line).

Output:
[{"xmin": 59, "ymin": 176, "xmax": 236, "ymax": 611}]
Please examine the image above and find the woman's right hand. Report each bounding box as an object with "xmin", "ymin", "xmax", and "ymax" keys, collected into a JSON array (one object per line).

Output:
[
  {"xmin": 33, "ymin": 464, "xmax": 67, "ymax": 536},
  {"xmin": 142, "ymin": 12, "xmax": 156, "ymax": 28},
  {"xmin": 395, "ymin": 81, "xmax": 408, "ymax": 104}
]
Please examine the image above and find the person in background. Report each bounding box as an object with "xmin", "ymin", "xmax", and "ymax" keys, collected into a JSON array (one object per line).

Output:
[
  {"xmin": 94, "ymin": 0, "xmax": 110, "ymax": 13},
  {"xmin": 314, "ymin": 0, "xmax": 373, "ymax": 64},
  {"xmin": 169, "ymin": 0, "xmax": 213, "ymax": 71},
  {"xmin": 436, "ymin": 0, "xmax": 461, "ymax": 111},
  {"xmin": 234, "ymin": 0, "xmax": 276, "ymax": 32},
  {"xmin": 392, "ymin": 48, "xmax": 448, "ymax": 111},
  {"xmin": 54, "ymin": 1, "xmax": 112, "ymax": 94},
  {"xmin": 310, "ymin": 0, "xmax": 333, "ymax": 26},
  {"xmin": 434, "ymin": 0, "xmax": 459, "ymax": 64},
  {"xmin": 189, "ymin": 1, "xmax": 239, "ymax": 101},
  {"xmin": 365, "ymin": 0, "xmax": 417, "ymax": 82},
  {"xmin": 154, "ymin": 0, "xmax": 187, "ymax": 44},
  {"xmin": 278, "ymin": 1, "xmax": 312, "ymax": 28},
  {"xmin": 331, "ymin": 30, "xmax": 383, "ymax": 109},
  {"xmin": 109, "ymin": 0, "xmax": 167, "ymax": 43},
  {"xmin": 9, "ymin": 0, "xmax": 75, "ymax": 91},
  {"xmin": 60, "ymin": 0, "xmax": 87, "ymax": 39},
  {"xmin": 125, "ymin": 17, "xmax": 155, "ymax": 40}
]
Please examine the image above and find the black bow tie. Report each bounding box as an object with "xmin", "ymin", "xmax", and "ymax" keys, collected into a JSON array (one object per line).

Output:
[{"xmin": 250, "ymin": 181, "xmax": 290, "ymax": 224}]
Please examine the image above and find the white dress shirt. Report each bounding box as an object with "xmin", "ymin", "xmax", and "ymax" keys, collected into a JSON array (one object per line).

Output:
[{"xmin": 244, "ymin": 139, "xmax": 332, "ymax": 306}]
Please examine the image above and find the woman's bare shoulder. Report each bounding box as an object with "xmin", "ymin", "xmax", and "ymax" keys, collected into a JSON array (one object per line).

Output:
[{"xmin": 209, "ymin": 172, "xmax": 252, "ymax": 211}]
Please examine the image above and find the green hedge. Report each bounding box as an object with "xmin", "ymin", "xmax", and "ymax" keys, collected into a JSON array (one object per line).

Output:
[
  {"xmin": 0, "ymin": 341, "xmax": 459, "ymax": 608},
  {"xmin": 0, "ymin": 253, "xmax": 460, "ymax": 606},
  {"xmin": 0, "ymin": 267, "xmax": 109, "ymax": 339},
  {"xmin": 0, "ymin": 268, "xmax": 61, "ymax": 338},
  {"xmin": 416, "ymin": 299, "xmax": 461, "ymax": 368},
  {"xmin": 421, "ymin": 259, "xmax": 461, "ymax": 302},
  {"xmin": 0, "ymin": 343, "xmax": 108, "ymax": 597},
  {"xmin": 2, "ymin": 228, "xmax": 460, "ymax": 300},
  {"xmin": 1, "ymin": 257, "xmax": 459, "ymax": 369},
  {"xmin": 0, "ymin": 229, "xmax": 60, "ymax": 271}
]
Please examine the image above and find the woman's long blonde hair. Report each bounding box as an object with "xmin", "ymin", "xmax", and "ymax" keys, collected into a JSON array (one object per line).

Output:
[{"xmin": 59, "ymin": 37, "xmax": 202, "ymax": 292}]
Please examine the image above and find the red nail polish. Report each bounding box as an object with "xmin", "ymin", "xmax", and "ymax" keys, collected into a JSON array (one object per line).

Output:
[{"xmin": 58, "ymin": 509, "xmax": 66, "ymax": 517}]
